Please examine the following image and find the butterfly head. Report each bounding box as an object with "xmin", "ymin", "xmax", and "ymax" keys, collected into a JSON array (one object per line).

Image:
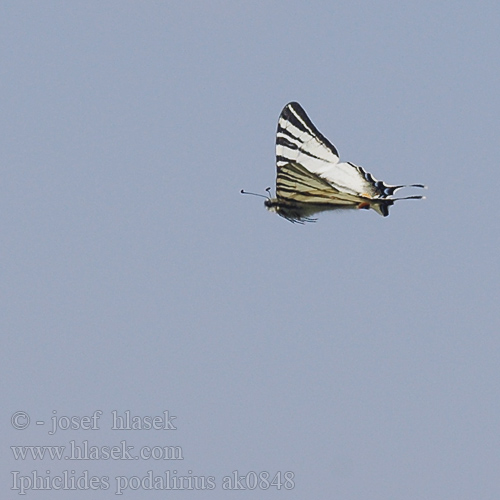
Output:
[{"xmin": 264, "ymin": 197, "xmax": 278, "ymax": 212}]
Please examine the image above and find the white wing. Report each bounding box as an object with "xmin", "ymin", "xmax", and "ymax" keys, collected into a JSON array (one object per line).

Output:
[
  {"xmin": 258, "ymin": 101, "xmax": 426, "ymax": 222},
  {"xmin": 276, "ymin": 102, "xmax": 407, "ymax": 198}
]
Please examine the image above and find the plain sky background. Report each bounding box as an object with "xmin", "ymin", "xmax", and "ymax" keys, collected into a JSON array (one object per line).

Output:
[{"xmin": 2, "ymin": 1, "xmax": 499, "ymax": 498}]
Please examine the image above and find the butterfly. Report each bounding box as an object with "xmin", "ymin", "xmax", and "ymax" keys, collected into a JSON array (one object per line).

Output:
[{"xmin": 243, "ymin": 102, "xmax": 425, "ymax": 223}]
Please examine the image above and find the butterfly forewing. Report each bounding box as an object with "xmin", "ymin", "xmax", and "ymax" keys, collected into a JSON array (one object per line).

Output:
[{"xmin": 276, "ymin": 103, "xmax": 340, "ymax": 169}]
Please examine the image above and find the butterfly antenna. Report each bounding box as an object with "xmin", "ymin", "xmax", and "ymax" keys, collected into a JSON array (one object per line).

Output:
[{"xmin": 240, "ymin": 189, "xmax": 271, "ymax": 200}]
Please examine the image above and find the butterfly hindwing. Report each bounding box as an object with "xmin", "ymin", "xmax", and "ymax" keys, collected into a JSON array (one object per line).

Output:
[{"xmin": 276, "ymin": 162, "xmax": 365, "ymax": 205}]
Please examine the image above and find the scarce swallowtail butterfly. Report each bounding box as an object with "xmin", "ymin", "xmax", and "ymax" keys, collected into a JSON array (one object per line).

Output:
[{"xmin": 243, "ymin": 102, "xmax": 425, "ymax": 223}]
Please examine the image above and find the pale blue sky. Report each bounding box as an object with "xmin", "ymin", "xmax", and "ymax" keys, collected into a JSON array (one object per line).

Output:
[{"xmin": 2, "ymin": 1, "xmax": 500, "ymax": 498}]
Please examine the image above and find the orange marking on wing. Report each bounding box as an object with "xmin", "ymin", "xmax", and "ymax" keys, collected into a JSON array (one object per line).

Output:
[{"xmin": 358, "ymin": 202, "xmax": 370, "ymax": 210}]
